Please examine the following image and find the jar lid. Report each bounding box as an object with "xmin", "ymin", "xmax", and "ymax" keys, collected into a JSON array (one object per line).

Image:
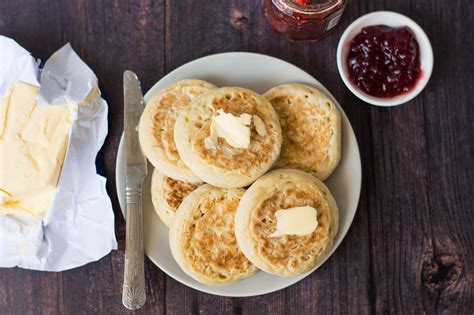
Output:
[{"xmin": 272, "ymin": 0, "xmax": 343, "ymax": 16}]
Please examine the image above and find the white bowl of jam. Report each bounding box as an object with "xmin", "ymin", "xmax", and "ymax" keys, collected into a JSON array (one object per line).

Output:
[{"xmin": 337, "ymin": 11, "xmax": 433, "ymax": 106}]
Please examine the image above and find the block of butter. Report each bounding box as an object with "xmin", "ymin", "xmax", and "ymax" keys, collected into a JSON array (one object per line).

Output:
[
  {"xmin": 0, "ymin": 82, "xmax": 70, "ymax": 216},
  {"xmin": 0, "ymin": 36, "xmax": 116, "ymax": 271}
]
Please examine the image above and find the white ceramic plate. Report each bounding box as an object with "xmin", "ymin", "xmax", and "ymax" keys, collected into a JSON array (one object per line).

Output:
[{"xmin": 116, "ymin": 52, "xmax": 361, "ymax": 297}]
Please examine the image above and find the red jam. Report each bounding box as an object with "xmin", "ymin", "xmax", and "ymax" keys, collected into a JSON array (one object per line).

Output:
[{"xmin": 347, "ymin": 25, "xmax": 422, "ymax": 98}]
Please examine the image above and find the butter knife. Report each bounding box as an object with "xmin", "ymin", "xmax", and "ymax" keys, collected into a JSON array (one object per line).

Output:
[{"xmin": 122, "ymin": 70, "xmax": 147, "ymax": 310}]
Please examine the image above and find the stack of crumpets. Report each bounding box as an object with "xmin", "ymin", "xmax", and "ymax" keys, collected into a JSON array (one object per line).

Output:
[{"xmin": 139, "ymin": 80, "xmax": 341, "ymax": 285}]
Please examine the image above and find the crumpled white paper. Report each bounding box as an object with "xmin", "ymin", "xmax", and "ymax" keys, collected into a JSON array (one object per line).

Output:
[{"xmin": 0, "ymin": 36, "xmax": 117, "ymax": 271}]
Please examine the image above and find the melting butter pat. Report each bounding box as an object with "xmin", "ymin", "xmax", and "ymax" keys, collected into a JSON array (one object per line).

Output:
[
  {"xmin": 0, "ymin": 82, "xmax": 71, "ymax": 216},
  {"xmin": 207, "ymin": 110, "xmax": 252, "ymax": 149},
  {"xmin": 252, "ymin": 115, "xmax": 267, "ymax": 136},
  {"xmin": 269, "ymin": 206, "xmax": 318, "ymax": 237}
]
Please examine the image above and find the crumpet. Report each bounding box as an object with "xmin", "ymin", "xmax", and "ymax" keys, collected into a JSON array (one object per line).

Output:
[
  {"xmin": 235, "ymin": 169, "xmax": 339, "ymax": 276},
  {"xmin": 174, "ymin": 87, "xmax": 282, "ymax": 188},
  {"xmin": 139, "ymin": 80, "xmax": 216, "ymax": 182},
  {"xmin": 151, "ymin": 169, "xmax": 202, "ymax": 228},
  {"xmin": 264, "ymin": 84, "xmax": 341, "ymax": 180},
  {"xmin": 169, "ymin": 185, "xmax": 258, "ymax": 285}
]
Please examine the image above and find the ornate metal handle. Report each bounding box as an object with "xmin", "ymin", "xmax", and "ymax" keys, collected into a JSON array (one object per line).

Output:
[{"xmin": 122, "ymin": 188, "xmax": 146, "ymax": 310}]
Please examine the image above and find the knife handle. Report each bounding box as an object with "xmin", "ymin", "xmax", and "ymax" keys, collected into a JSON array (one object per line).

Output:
[{"xmin": 122, "ymin": 187, "xmax": 146, "ymax": 310}]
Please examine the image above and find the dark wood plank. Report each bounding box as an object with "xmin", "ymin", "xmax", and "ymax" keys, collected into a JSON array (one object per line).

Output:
[
  {"xmin": 0, "ymin": 0, "xmax": 472, "ymax": 314},
  {"xmin": 0, "ymin": 252, "xmax": 166, "ymax": 315},
  {"xmin": 0, "ymin": 1, "xmax": 167, "ymax": 314},
  {"xmin": 362, "ymin": 0, "xmax": 474, "ymax": 313},
  {"xmin": 164, "ymin": 0, "xmax": 473, "ymax": 314}
]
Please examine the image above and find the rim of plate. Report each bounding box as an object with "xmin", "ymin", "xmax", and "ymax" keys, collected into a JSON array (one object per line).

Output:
[{"xmin": 115, "ymin": 52, "xmax": 362, "ymax": 297}]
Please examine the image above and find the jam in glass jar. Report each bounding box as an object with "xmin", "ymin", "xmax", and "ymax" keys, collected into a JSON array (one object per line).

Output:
[{"xmin": 263, "ymin": 0, "xmax": 348, "ymax": 41}]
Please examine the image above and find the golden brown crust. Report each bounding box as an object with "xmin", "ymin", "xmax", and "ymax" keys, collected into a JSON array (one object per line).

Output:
[
  {"xmin": 139, "ymin": 80, "xmax": 216, "ymax": 182},
  {"xmin": 152, "ymin": 93, "xmax": 186, "ymax": 162},
  {"xmin": 264, "ymin": 84, "xmax": 341, "ymax": 180},
  {"xmin": 250, "ymin": 182, "xmax": 332, "ymax": 274},
  {"xmin": 169, "ymin": 185, "xmax": 258, "ymax": 285},
  {"xmin": 235, "ymin": 169, "xmax": 339, "ymax": 276},
  {"xmin": 163, "ymin": 176, "xmax": 200, "ymax": 210},
  {"xmin": 174, "ymin": 87, "xmax": 282, "ymax": 188},
  {"xmin": 151, "ymin": 169, "xmax": 201, "ymax": 227},
  {"xmin": 194, "ymin": 91, "xmax": 279, "ymax": 172}
]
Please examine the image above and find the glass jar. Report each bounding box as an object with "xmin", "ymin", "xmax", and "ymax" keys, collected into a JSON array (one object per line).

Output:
[{"xmin": 263, "ymin": 0, "xmax": 348, "ymax": 41}]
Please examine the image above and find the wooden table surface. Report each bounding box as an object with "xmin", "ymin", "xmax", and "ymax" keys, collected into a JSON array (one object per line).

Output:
[{"xmin": 1, "ymin": 0, "xmax": 473, "ymax": 314}]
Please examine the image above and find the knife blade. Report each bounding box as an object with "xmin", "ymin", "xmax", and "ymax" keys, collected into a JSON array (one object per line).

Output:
[{"xmin": 122, "ymin": 70, "xmax": 147, "ymax": 310}]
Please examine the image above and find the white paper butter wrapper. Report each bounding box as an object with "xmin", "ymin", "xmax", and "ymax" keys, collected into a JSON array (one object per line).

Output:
[{"xmin": 0, "ymin": 36, "xmax": 117, "ymax": 271}]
